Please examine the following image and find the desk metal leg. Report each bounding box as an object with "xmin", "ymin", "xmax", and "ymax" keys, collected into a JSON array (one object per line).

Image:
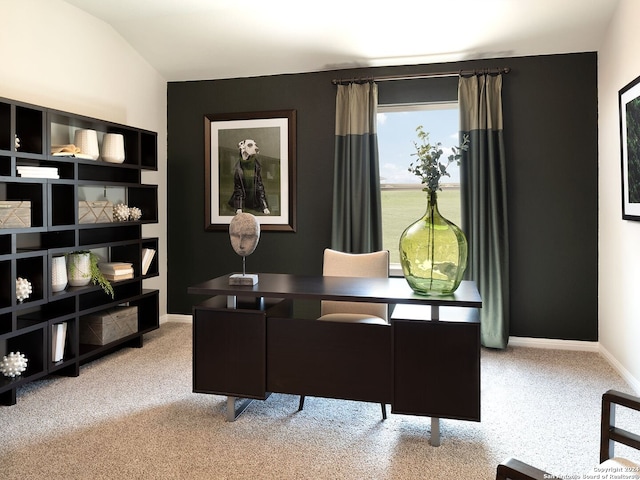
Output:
[
  {"xmin": 226, "ymin": 396, "xmax": 253, "ymax": 421},
  {"xmin": 431, "ymin": 417, "xmax": 441, "ymax": 446},
  {"xmin": 222, "ymin": 295, "xmax": 268, "ymax": 422},
  {"xmin": 430, "ymin": 306, "xmax": 442, "ymax": 446},
  {"xmin": 227, "ymin": 295, "xmax": 237, "ymax": 309}
]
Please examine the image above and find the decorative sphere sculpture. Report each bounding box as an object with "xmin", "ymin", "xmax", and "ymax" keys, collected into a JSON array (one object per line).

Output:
[
  {"xmin": 113, "ymin": 203, "xmax": 130, "ymax": 222},
  {"xmin": 16, "ymin": 277, "xmax": 32, "ymax": 303},
  {"xmin": 128, "ymin": 206, "xmax": 142, "ymax": 221},
  {"xmin": 0, "ymin": 352, "xmax": 28, "ymax": 378}
]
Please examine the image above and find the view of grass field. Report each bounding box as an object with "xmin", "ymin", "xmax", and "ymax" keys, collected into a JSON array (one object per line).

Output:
[{"xmin": 381, "ymin": 186, "xmax": 461, "ymax": 264}]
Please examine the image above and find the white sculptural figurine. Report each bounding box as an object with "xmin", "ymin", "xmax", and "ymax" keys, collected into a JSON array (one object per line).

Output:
[
  {"xmin": 16, "ymin": 277, "xmax": 32, "ymax": 303},
  {"xmin": 228, "ymin": 212, "xmax": 260, "ymax": 285},
  {"xmin": 229, "ymin": 212, "xmax": 260, "ymax": 257},
  {"xmin": 0, "ymin": 352, "xmax": 28, "ymax": 378}
]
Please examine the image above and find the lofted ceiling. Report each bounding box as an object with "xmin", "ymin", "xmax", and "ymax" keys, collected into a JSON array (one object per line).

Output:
[{"xmin": 63, "ymin": 0, "xmax": 619, "ymax": 82}]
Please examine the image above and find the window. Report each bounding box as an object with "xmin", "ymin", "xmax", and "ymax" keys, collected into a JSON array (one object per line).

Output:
[{"xmin": 377, "ymin": 103, "xmax": 460, "ymax": 268}]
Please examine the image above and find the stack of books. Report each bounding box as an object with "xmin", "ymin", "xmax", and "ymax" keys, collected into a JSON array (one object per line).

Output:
[
  {"xmin": 17, "ymin": 165, "xmax": 60, "ymax": 179},
  {"xmin": 99, "ymin": 262, "xmax": 134, "ymax": 281}
]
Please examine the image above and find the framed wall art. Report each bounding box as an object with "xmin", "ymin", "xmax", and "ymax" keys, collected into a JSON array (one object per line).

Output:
[
  {"xmin": 204, "ymin": 110, "xmax": 296, "ymax": 231},
  {"xmin": 620, "ymin": 75, "xmax": 640, "ymax": 220}
]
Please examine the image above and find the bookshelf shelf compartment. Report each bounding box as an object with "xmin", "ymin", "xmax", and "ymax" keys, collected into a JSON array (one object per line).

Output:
[
  {"xmin": 0, "ymin": 102, "xmax": 11, "ymax": 152},
  {"xmin": 15, "ymin": 105, "xmax": 45, "ymax": 156}
]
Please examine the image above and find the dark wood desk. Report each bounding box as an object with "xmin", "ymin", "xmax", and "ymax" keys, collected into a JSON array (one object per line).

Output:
[{"xmin": 189, "ymin": 273, "xmax": 482, "ymax": 446}]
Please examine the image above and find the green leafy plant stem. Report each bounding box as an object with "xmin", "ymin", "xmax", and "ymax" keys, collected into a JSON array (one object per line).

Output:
[
  {"xmin": 408, "ymin": 126, "xmax": 469, "ymax": 194},
  {"xmin": 66, "ymin": 251, "xmax": 114, "ymax": 298}
]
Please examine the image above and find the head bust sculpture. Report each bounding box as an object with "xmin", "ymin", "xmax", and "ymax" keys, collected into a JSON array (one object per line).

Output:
[{"xmin": 229, "ymin": 212, "xmax": 260, "ymax": 257}]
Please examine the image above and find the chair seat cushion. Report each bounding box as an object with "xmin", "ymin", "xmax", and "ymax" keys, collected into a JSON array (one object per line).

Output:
[
  {"xmin": 589, "ymin": 457, "xmax": 640, "ymax": 475},
  {"xmin": 317, "ymin": 313, "xmax": 388, "ymax": 325}
]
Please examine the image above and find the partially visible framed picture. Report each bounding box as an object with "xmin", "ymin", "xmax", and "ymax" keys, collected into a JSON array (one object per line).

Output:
[
  {"xmin": 204, "ymin": 110, "xmax": 296, "ymax": 231},
  {"xmin": 620, "ymin": 75, "xmax": 640, "ymax": 220}
]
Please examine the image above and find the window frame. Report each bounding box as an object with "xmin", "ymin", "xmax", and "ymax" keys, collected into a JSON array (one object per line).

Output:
[{"xmin": 377, "ymin": 101, "xmax": 460, "ymax": 276}]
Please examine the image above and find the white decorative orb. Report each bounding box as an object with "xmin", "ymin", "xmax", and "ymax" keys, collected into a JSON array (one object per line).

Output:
[
  {"xmin": 128, "ymin": 206, "xmax": 142, "ymax": 221},
  {"xmin": 16, "ymin": 277, "xmax": 32, "ymax": 302},
  {"xmin": 0, "ymin": 352, "xmax": 28, "ymax": 378},
  {"xmin": 113, "ymin": 203, "xmax": 130, "ymax": 222}
]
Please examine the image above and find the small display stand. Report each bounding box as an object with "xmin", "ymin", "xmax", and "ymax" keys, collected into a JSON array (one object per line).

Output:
[{"xmin": 229, "ymin": 258, "xmax": 258, "ymax": 285}]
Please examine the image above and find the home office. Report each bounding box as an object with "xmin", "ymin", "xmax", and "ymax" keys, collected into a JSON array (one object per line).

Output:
[{"xmin": 1, "ymin": 1, "xmax": 640, "ymax": 479}]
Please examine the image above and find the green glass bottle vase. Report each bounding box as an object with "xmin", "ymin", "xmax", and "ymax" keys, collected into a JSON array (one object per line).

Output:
[{"xmin": 399, "ymin": 191, "xmax": 468, "ymax": 296}]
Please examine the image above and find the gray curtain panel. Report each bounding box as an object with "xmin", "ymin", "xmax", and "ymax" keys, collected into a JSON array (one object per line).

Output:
[
  {"xmin": 331, "ymin": 82, "xmax": 383, "ymax": 253},
  {"xmin": 459, "ymin": 74, "xmax": 510, "ymax": 349}
]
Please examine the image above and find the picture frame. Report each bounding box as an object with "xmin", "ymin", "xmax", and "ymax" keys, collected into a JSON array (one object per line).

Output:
[
  {"xmin": 204, "ymin": 110, "xmax": 296, "ymax": 231},
  {"xmin": 619, "ymin": 75, "xmax": 640, "ymax": 220}
]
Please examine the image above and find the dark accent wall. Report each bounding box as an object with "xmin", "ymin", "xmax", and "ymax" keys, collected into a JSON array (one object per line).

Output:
[{"xmin": 168, "ymin": 52, "xmax": 598, "ymax": 342}]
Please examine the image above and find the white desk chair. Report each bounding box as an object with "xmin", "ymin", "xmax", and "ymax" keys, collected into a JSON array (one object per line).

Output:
[{"xmin": 298, "ymin": 248, "xmax": 390, "ymax": 420}]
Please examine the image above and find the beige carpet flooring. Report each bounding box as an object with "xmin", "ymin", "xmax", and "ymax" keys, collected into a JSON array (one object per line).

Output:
[{"xmin": 1, "ymin": 322, "xmax": 639, "ymax": 480}]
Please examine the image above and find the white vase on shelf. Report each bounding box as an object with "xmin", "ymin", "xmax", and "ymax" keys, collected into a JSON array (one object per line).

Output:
[
  {"xmin": 74, "ymin": 129, "xmax": 99, "ymax": 160},
  {"xmin": 101, "ymin": 133, "xmax": 125, "ymax": 163},
  {"xmin": 67, "ymin": 252, "xmax": 92, "ymax": 287},
  {"xmin": 51, "ymin": 256, "xmax": 68, "ymax": 292}
]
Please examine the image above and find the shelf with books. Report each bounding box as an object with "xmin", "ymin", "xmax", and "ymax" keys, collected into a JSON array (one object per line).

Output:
[
  {"xmin": 50, "ymin": 320, "xmax": 68, "ymax": 363},
  {"xmin": 99, "ymin": 261, "xmax": 135, "ymax": 282},
  {"xmin": 141, "ymin": 244, "xmax": 157, "ymax": 277},
  {"xmin": 0, "ymin": 95, "xmax": 159, "ymax": 406}
]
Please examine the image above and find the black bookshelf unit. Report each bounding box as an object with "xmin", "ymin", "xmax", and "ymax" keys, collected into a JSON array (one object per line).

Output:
[{"xmin": 0, "ymin": 96, "xmax": 160, "ymax": 405}]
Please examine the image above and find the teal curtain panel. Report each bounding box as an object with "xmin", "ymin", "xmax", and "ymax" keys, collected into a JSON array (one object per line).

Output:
[
  {"xmin": 331, "ymin": 83, "xmax": 383, "ymax": 253},
  {"xmin": 459, "ymin": 74, "xmax": 510, "ymax": 349}
]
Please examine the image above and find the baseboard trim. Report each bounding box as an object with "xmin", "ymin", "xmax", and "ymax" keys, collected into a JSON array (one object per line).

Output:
[
  {"xmin": 509, "ymin": 336, "xmax": 639, "ymax": 394},
  {"xmin": 598, "ymin": 344, "xmax": 640, "ymax": 394},
  {"xmin": 162, "ymin": 314, "xmax": 192, "ymax": 324},
  {"xmin": 508, "ymin": 336, "xmax": 599, "ymax": 352}
]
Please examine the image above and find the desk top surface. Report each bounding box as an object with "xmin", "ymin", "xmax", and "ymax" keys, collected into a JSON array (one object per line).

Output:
[{"xmin": 188, "ymin": 273, "xmax": 481, "ymax": 308}]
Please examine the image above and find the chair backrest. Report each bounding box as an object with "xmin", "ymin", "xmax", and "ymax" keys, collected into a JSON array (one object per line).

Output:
[{"xmin": 321, "ymin": 248, "xmax": 389, "ymax": 321}]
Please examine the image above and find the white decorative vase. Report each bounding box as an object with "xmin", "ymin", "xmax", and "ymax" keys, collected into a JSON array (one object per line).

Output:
[
  {"xmin": 67, "ymin": 252, "xmax": 92, "ymax": 287},
  {"xmin": 101, "ymin": 133, "xmax": 125, "ymax": 163},
  {"xmin": 74, "ymin": 129, "xmax": 99, "ymax": 160},
  {"xmin": 51, "ymin": 256, "xmax": 68, "ymax": 292}
]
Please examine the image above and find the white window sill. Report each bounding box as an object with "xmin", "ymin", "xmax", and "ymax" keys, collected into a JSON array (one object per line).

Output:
[{"xmin": 390, "ymin": 263, "xmax": 403, "ymax": 278}]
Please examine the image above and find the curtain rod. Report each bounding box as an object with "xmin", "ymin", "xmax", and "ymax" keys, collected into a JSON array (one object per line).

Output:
[{"xmin": 331, "ymin": 67, "xmax": 511, "ymax": 85}]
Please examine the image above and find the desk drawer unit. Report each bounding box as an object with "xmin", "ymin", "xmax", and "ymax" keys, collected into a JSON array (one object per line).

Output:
[
  {"xmin": 266, "ymin": 316, "xmax": 392, "ymax": 403},
  {"xmin": 391, "ymin": 305, "xmax": 480, "ymax": 421},
  {"xmin": 192, "ymin": 296, "xmax": 268, "ymax": 399}
]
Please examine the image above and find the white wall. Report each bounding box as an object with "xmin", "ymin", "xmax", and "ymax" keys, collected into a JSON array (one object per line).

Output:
[
  {"xmin": 0, "ymin": 0, "xmax": 168, "ymax": 317},
  {"xmin": 598, "ymin": 0, "xmax": 640, "ymax": 392}
]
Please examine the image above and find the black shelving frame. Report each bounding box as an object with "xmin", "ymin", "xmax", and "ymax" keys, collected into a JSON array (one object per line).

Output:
[{"xmin": 0, "ymin": 96, "xmax": 160, "ymax": 406}]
